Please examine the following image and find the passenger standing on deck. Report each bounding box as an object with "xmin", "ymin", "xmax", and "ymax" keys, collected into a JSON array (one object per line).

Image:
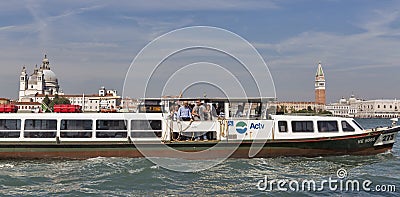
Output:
[
  {"xmin": 192, "ymin": 100, "xmax": 206, "ymax": 121},
  {"xmin": 170, "ymin": 105, "xmax": 180, "ymax": 120},
  {"xmin": 205, "ymin": 104, "xmax": 218, "ymax": 120},
  {"xmin": 177, "ymin": 101, "xmax": 192, "ymax": 121}
]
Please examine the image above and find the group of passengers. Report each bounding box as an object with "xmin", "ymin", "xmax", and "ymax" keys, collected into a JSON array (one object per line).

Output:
[{"xmin": 170, "ymin": 100, "xmax": 220, "ymax": 121}]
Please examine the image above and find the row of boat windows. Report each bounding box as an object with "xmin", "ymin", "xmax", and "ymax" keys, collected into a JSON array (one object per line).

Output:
[
  {"xmin": 0, "ymin": 119, "xmax": 162, "ymax": 139},
  {"xmin": 277, "ymin": 120, "xmax": 363, "ymax": 133},
  {"xmin": 0, "ymin": 119, "xmax": 162, "ymax": 131},
  {"xmin": 0, "ymin": 131, "xmax": 163, "ymax": 139}
]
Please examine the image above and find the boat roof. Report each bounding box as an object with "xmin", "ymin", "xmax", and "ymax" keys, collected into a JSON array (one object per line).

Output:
[
  {"xmin": 142, "ymin": 97, "xmax": 276, "ymax": 102},
  {"xmin": 271, "ymin": 114, "xmax": 354, "ymax": 121}
]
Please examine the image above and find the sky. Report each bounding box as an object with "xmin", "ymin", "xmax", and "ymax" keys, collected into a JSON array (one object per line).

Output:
[{"xmin": 0, "ymin": 0, "xmax": 400, "ymax": 103}]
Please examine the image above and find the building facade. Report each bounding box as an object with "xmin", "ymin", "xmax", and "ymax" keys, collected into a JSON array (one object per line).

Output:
[
  {"xmin": 19, "ymin": 55, "xmax": 62, "ymax": 102},
  {"xmin": 17, "ymin": 55, "xmax": 121, "ymax": 112},
  {"xmin": 325, "ymin": 95, "xmax": 359, "ymax": 117},
  {"xmin": 326, "ymin": 95, "xmax": 400, "ymax": 118},
  {"xmin": 30, "ymin": 87, "xmax": 121, "ymax": 112},
  {"xmin": 276, "ymin": 101, "xmax": 325, "ymax": 113},
  {"xmin": 356, "ymin": 99, "xmax": 399, "ymax": 118}
]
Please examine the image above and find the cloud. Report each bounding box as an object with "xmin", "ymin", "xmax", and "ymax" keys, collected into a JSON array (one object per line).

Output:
[
  {"xmin": 0, "ymin": 0, "xmax": 399, "ymax": 102},
  {"xmin": 0, "ymin": 25, "xmax": 16, "ymax": 31},
  {"xmin": 108, "ymin": 0, "xmax": 279, "ymax": 11},
  {"xmin": 357, "ymin": 9, "xmax": 400, "ymax": 36},
  {"xmin": 249, "ymin": 5, "xmax": 400, "ymax": 101}
]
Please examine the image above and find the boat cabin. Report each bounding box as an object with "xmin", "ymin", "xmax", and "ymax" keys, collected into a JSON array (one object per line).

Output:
[{"xmin": 0, "ymin": 97, "xmax": 369, "ymax": 144}]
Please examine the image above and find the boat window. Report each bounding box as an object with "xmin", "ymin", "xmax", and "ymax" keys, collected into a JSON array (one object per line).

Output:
[
  {"xmin": 96, "ymin": 120, "xmax": 127, "ymax": 138},
  {"xmin": 131, "ymin": 120, "xmax": 161, "ymax": 130},
  {"xmin": 25, "ymin": 119, "xmax": 57, "ymax": 130},
  {"xmin": 60, "ymin": 132, "xmax": 92, "ymax": 138},
  {"xmin": 278, "ymin": 121, "xmax": 288, "ymax": 132},
  {"xmin": 341, "ymin": 121, "xmax": 355, "ymax": 132},
  {"xmin": 24, "ymin": 132, "xmax": 56, "ymax": 138},
  {"xmin": 96, "ymin": 131, "xmax": 127, "ymax": 138},
  {"xmin": 0, "ymin": 119, "xmax": 22, "ymax": 138},
  {"xmin": 131, "ymin": 132, "xmax": 162, "ymax": 138},
  {"xmin": 291, "ymin": 121, "xmax": 314, "ymax": 132},
  {"xmin": 352, "ymin": 120, "xmax": 364, "ymax": 130},
  {"xmin": 0, "ymin": 132, "xmax": 20, "ymax": 138},
  {"xmin": 0, "ymin": 119, "xmax": 21, "ymax": 130},
  {"xmin": 61, "ymin": 120, "xmax": 92, "ymax": 130},
  {"xmin": 130, "ymin": 120, "xmax": 162, "ymax": 138},
  {"xmin": 96, "ymin": 120, "xmax": 127, "ymax": 130},
  {"xmin": 230, "ymin": 102, "xmax": 262, "ymax": 119},
  {"xmin": 317, "ymin": 121, "xmax": 338, "ymax": 132}
]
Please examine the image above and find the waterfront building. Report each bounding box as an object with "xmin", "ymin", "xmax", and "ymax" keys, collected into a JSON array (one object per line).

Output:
[
  {"xmin": 14, "ymin": 102, "xmax": 41, "ymax": 113},
  {"xmin": 29, "ymin": 87, "xmax": 121, "ymax": 112},
  {"xmin": 326, "ymin": 95, "xmax": 400, "ymax": 118},
  {"xmin": 120, "ymin": 97, "xmax": 140, "ymax": 112},
  {"xmin": 276, "ymin": 101, "xmax": 325, "ymax": 113},
  {"xmin": 17, "ymin": 55, "xmax": 121, "ymax": 112},
  {"xmin": 356, "ymin": 99, "xmax": 399, "ymax": 118},
  {"xmin": 19, "ymin": 55, "xmax": 62, "ymax": 102},
  {"xmin": 325, "ymin": 95, "xmax": 360, "ymax": 117}
]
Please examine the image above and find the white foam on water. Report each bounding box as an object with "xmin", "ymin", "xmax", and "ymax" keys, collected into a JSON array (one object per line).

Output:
[
  {"xmin": 150, "ymin": 165, "xmax": 159, "ymax": 169},
  {"xmin": 0, "ymin": 164, "xmax": 14, "ymax": 168},
  {"xmin": 128, "ymin": 167, "xmax": 145, "ymax": 174}
]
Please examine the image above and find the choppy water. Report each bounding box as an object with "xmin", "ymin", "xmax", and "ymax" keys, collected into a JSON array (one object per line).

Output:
[{"xmin": 0, "ymin": 119, "xmax": 398, "ymax": 196}]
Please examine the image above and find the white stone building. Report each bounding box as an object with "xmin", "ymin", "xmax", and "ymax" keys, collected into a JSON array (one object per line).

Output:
[
  {"xmin": 17, "ymin": 55, "xmax": 122, "ymax": 112},
  {"xmin": 326, "ymin": 95, "xmax": 400, "ymax": 118},
  {"xmin": 356, "ymin": 99, "xmax": 399, "ymax": 118},
  {"xmin": 19, "ymin": 55, "xmax": 62, "ymax": 102},
  {"xmin": 325, "ymin": 95, "xmax": 360, "ymax": 117},
  {"xmin": 32, "ymin": 87, "xmax": 121, "ymax": 112}
]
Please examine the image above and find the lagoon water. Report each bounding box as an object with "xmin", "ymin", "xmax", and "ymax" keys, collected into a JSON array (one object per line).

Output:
[{"xmin": 0, "ymin": 119, "xmax": 398, "ymax": 196}]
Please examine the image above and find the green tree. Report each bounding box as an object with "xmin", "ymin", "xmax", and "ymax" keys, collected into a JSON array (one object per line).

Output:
[
  {"xmin": 42, "ymin": 95, "xmax": 51, "ymax": 112},
  {"xmin": 48, "ymin": 94, "xmax": 71, "ymax": 111},
  {"xmin": 318, "ymin": 110, "xmax": 333, "ymax": 115}
]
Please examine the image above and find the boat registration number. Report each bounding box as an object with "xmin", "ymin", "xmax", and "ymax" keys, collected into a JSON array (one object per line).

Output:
[
  {"xmin": 374, "ymin": 133, "xmax": 397, "ymax": 146},
  {"xmin": 382, "ymin": 133, "xmax": 395, "ymax": 142},
  {"xmin": 358, "ymin": 137, "xmax": 375, "ymax": 144}
]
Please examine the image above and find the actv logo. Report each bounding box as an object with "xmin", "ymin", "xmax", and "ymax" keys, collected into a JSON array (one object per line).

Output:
[
  {"xmin": 235, "ymin": 121, "xmax": 247, "ymax": 134},
  {"xmin": 250, "ymin": 123, "xmax": 265, "ymax": 129}
]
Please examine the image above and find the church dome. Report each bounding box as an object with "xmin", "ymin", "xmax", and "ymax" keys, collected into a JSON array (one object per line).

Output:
[
  {"xmin": 28, "ymin": 75, "xmax": 37, "ymax": 85},
  {"xmin": 339, "ymin": 97, "xmax": 347, "ymax": 104},
  {"xmin": 43, "ymin": 69, "xmax": 58, "ymax": 82}
]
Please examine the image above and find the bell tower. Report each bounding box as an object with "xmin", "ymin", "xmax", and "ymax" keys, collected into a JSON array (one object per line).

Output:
[
  {"xmin": 19, "ymin": 66, "xmax": 28, "ymax": 101},
  {"xmin": 315, "ymin": 62, "xmax": 326, "ymax": 105}
]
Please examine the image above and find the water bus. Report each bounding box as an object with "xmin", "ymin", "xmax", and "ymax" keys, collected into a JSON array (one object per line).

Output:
[{"xmin": 0, "ymin": 97, "xmax": 397, "ymax": 159}]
